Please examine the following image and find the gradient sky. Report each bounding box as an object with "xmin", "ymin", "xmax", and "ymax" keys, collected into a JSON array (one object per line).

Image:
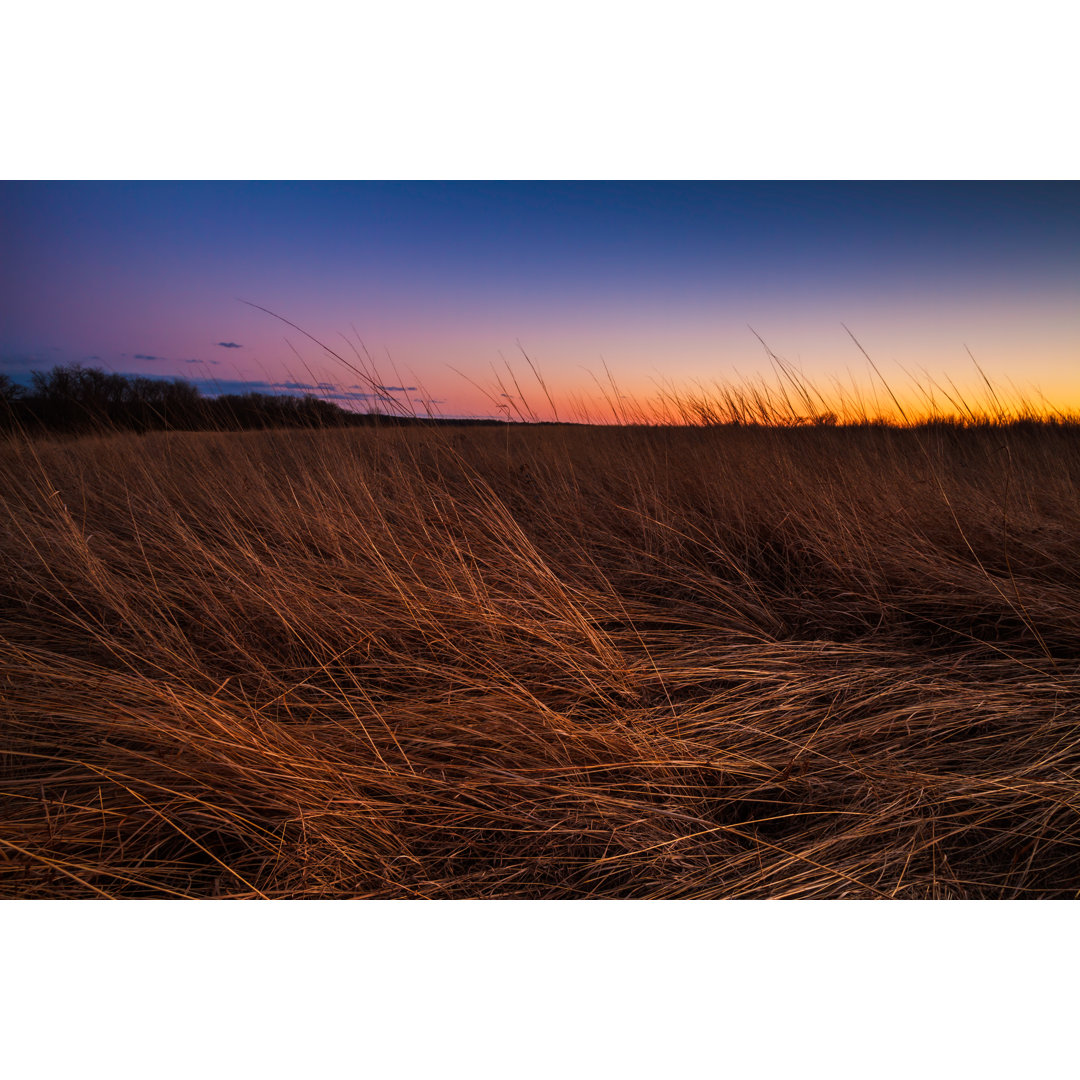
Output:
[{"xmin": 2, "ymin": 181, "xmax": 1077, "ymax": 420}]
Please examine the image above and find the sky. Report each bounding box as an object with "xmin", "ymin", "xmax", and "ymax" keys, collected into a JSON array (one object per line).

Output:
[{"xmin": 2, "ymin": 181, "xmax": 1078, "ymax": 421}]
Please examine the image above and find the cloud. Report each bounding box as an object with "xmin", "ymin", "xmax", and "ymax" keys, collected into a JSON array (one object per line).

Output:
[
  {"xmin": 284, "ymin": 382, "xmax": 393, "ymax": 401},
  {"xmin": 216, "ymin": 341, "xmax": 242, "ymax": 349},
  {"xmin": 284, "ymin": 380, "xmax": 374, "ymax": 395},
  {"xmin": 1, "ymin": 352, "xmax": 52, "ymax": 371},
  {"xmin": 182, "ymin": 358, "xmax": 202, "ymax": 364},
  {"xmin": 133, "ymin": 354, "xmax": 162, "ymax": 361},
  {"xmin": 113, "ymin": 371, "xmax": 192, "ymax": 382},
  {"xmin": 186, "ymin": 378, "xmax": 365, "ymax": 399},
  {"xmin": 188, "ymin": 378, "xmax": 277, "ymax": 396},
  {"xmin": 379, "ymin": 385, "xmax": 417, "ymax": 393}
]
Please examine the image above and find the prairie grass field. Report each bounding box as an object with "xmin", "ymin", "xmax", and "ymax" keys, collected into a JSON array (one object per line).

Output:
[{"xmin": 3, "ymin": 416, "xmax": 1080, "ymax": 898}]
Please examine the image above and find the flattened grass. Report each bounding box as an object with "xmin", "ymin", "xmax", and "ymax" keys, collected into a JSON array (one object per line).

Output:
[{"xmin": 3, "ymin": 420, "xmax": 1080, "ymax": 897}]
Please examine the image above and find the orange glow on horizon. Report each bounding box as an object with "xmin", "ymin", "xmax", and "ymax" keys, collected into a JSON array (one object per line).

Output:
[{"xmin": 323, "ymin": 361, "xmax": 1080, "ymax": 427}]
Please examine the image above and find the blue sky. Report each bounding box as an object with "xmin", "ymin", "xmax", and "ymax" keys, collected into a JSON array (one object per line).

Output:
[{"xmin": 2, "ymin": 181, "xmax": 1077, "ymax": 418}]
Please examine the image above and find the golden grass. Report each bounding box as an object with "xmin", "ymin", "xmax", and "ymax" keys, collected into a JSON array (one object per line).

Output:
[{"xmin": 3, "ymin": 418, "xmax": 1080, "ymax": 898}]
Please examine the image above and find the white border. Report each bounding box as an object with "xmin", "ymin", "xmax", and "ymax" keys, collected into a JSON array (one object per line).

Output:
[{"xmin": 5, "ymin": 1, "xmax": 1078, "ymax": 179}]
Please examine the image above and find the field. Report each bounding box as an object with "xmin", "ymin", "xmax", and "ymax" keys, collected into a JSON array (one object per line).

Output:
[{"xmin": 3, "ymin": 418, "xmax": 1080, "ymax": 898}]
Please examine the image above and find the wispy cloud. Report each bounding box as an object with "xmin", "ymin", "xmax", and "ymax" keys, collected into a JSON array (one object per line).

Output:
[
  {"xmin": 336, "ymin": 391, "xmax": 394, "ymax": 402},
  {"xmin": 182, "ymin": 378, "xmax": 374, "ymax": 399},
  {"xmin": 134, "ymin": 354, "xmax": 162, "ymax": 361},
  {"xmin": 0, "ymin": 352, "xmax": 61, "ymax": 375},
  {"xmin": 216, "ymin": 341, "xmax": 242, "ymax": 349},
  {"xmin": 188, "ymin": 378, "xmax": 277, "ymax": 395},
  {"xmin": 282, "ymin": 381, "xmax": 338, "ymax": 392}
]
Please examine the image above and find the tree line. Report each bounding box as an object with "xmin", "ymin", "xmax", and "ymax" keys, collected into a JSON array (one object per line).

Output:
[{"xmin": 0, "ymin": 364, "xmax": 501, "ymax": 433}]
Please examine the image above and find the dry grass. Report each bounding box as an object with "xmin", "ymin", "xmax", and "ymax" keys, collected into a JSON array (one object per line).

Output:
[{"xmin": 3, "ymin": 417, "xmax": 1080, "ymax": 898}]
